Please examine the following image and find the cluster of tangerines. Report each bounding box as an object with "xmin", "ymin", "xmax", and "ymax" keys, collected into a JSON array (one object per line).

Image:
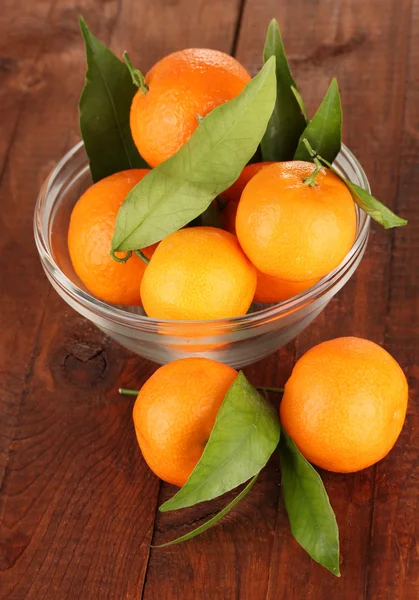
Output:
[
  {"xmin": 132, "ymin": 339, "xmax": 408, "ymax": 487},
  {"xmin": 69, "ymin": 40, "xmax": 408, "ymax": 488},
  {"xmin": 65, "ymin": 24, "xmax": 409, "ymax": 561},
  {"xmin": 68, "ymin": 48, "xmax": 356, "ymax": 317}
]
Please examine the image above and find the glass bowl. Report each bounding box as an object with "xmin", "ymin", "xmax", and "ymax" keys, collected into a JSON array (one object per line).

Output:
[{"xmin": 34, "ymin": 142, "xmax": 370, "ymax": 368}]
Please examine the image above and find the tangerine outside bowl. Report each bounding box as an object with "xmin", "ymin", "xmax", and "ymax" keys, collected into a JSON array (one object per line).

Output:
[{"xmin": 34, "ymin": 142, "xmax": 370, "ymax": 368}]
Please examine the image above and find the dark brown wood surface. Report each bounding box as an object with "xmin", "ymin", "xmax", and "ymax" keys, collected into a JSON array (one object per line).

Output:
[{"xmin": 0, "ymin": 0, "xmax": 417, "ymax": 598}]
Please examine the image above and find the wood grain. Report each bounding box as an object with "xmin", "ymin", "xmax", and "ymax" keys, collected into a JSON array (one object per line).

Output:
[
  {"xmin": 0, "ymin": 0, "xmax": 417, "ymax": 598},
  {"xmin": 0, "ymin": 0, "xmax": 162, "ymax": 592},
  {"xmin": 366, "ymin": 1, "xmax": 419, "ymax": 597},
  {"xmin": 0, "ymin": 0, "xmax": 244, "ymax": 598},
  {"xmin": 0, "ymin": 295, "xmax": 159, "ymax": 599},
  {"xmin": 236, "ymin": 0, "xmax": 413, "ymax": 597}
]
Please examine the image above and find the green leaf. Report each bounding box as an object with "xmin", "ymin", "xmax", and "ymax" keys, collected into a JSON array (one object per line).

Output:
[
  {"xmin": 160, "ymin": 372, "xmax": 280, "ymax": 512},
  {"xmin": 305, "ymin": 143, "xmax": 408, "ymax": 229},
  {"xmin": 111, "ymin": 57, "xmax": 277, "ymax": 251},
  {"xmin": 79, "ymin": 17, "xmax": 147, "ymax": 182},
  {"xmin": 294, "ymin": 78, "xmax": 342, "ymax": 164},
  {"xmin": 346, "ymin": 181, "xmax": 408, "ymax": 229},
  {"xmin": 291, "ymin": 86, "xmax": 309, "ymax": 123},
  {"xmin": 261, "ymin": 19, "xmax": 307, "ymax": 161},
  {"xmin": 278, "ymin": 429, "xmax": 340, "ymax": 576},
  {"xmin": 153, "ymin": 475, "xmax": 257, "ymax": 548}
]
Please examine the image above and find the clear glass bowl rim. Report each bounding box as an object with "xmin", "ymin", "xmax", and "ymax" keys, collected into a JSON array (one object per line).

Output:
[{"xmin": 34, "ymin": 141, "xmax": 371, "ymax": 336}]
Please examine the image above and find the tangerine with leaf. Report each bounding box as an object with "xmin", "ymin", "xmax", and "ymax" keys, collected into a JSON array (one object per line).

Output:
[
  {"xmin": 68, "ymin": 169, "xmax": 156, "ymax": 305},
  {"xmin": 129, "ymin": 48, "xmax": 251, "ymax": 167},
  {"xmin": 133, "ymin": 358, "xmax": 238, "ymax": 486}
]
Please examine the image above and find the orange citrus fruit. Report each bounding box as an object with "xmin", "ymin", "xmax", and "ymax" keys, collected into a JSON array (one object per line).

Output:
[
  {"xmin": 140, "ymin": 226, "xmax": 257, "ymax": 320},
  {"xmin": 254, "ymin": 271, "xmax": 319, "ymax": 304},
  {"xmin": 235, "ymin": 162, "xmax": 357, "ymax": 281},
  {"xmin": 133, "ymin": 358, "xmax": 237, "ymax": 486},
  {"xmin": 130, "ymin": 48, "xmax": 251, "ymax": 167},
  {"xmin": 68, "ymin": 169, "xmax": 156, "ymax": 305},
  {"xmin": 280, "ymin": 337, "xmax": 408, "ymax": 473},
  {"xmin": 219, "ymin": 161, "xmax": 274, "ymax": 234},
  {"xmin": 219, "ymin": 162, "xmax": 319, "ymax": 303},
  {"xmin": 220, "ymin": 161, "xmax": 275, "ymax": 204}
]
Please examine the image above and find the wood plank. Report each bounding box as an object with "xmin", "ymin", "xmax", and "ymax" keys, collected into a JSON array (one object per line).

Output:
[
  {"xmin": 0, "ymin": 295, "xmax": 159, "ymax": 599},
  {"xmin": 0, "ymin": 0, "xmax": 58, "ymax": 168},
  {"xmin": 0, "ymin": 0, "xmax": 245, "ymax": 597},
  {"xmin": 0, "ymin": 0, "xmax": 123, "ymax": 502},
  {"xmin": 365, "ymin": 1, "xmax": 419, "ymax": 596},
  {"xmin": 0, "ymin": 0, "xmax": 70, "ymax": 491},
  {"xmin": 1, "ymin": 0, "xmax": 416, "ymax": 599},
  {"xmin": 235, "ymin": 0, "xmax": 412, "ymax": 596}
]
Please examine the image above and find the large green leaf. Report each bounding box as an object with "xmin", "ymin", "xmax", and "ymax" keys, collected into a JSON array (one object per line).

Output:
[
  {"xmin": 294, "ymin": 78, "xmax": 342, "ymax": 164},
  {"xmin": 278, "ymin": 429, "xmax": 340, "ymax": 576},
  {"xmin": 79, "ymin": 17, "xmax": 147, "ymax": 182},
  {"xmin": 111, "ymin": 57, "xmax": 277, "ymax": 251},
  {"xmin": 160, "ymin": 372, "xmax": 280, "ymax": 512},
  {"xmin": 153, "ymin": 475, "xmax": 257, "ymax": 548},
  {"xmin": 261, "ymin": 19, "xmax": 307, "ymax": 161}
]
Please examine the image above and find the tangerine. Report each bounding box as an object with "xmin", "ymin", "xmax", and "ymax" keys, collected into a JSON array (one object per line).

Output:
[
  {"xmin": 219, "ymin": 161, "xmax": 274, "ymax": 234},
  {"xmin": 130, "ymin": 48, "xmax": 251, "ymax": 167},
  {"xmin": 254, "ymin": 271, "xmax": 319, "ymax": 304},
  {"xmin": 68, "ymin": 170, "xmax": 156, "ymax": 305},
  {"xmin": 133, "ymin": 358, "xmax": 237, "ymax": 486},
  {"xmin": 140, "ymin": 226, "xmax": 257, "ymax": 320},
  {"xmin": 235, "ymin": 162, "xmax": 357, "ymax": 281},
  {"xmin": 280, "ymin": 337, "xmax": 408, "ymax": 473}
]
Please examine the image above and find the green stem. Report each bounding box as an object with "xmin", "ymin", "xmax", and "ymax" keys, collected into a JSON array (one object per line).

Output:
[
  {"xmin": 302, "ymin": 137, "xmax": 317, "ymax": 159},
  {"xmin": 303, "ymin": 159, "xmax": 323, "ymax": 186},
  {"xmin": 119, "ymin": 388, "xmax": 140, "ymax": 396},
  {"xmin": 256, "ymin": 386, "xmax": 284, "ymax": 395},
  {"xmin": 134, "ymin": 249, "xmax": 150, "ymax": 265},
  {"xmin": 123, "ymin": 51, "xmax": 148, "ymax": 94},
  {"xmin": 110, "ymin": 249, "xmax": 132, "ymax": 264},
  {"xmin": 302, "ymin": 138, "xmax": 324, "ymax": 187}
]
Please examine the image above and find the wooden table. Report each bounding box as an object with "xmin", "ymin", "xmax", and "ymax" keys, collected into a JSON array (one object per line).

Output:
[{"xmin": 1, "ymin": 0, "xmax": 418, "ymax": 598}]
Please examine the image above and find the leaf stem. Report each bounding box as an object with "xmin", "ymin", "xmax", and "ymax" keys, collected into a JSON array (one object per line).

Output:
[
  {"xmin": 134, "ymin": 249, "xmax": 150, "ymax": 264},
  {"xmin": 123, "ymin": 51, "xmax": 148, "ymax": 94},
  {"xmin": 256, "ymin": 386, "xmax": 284, "ymax": 395},
  {"xmin": 301, "ymin": 137, "xmax": 317, "ymax": 159},
  {"xmin": 303, "ymin": 160, "xmax": 323, "ymax": 187},
  {"xmin": 110, "ymin": 249, "xmax": 132, "ymax": 264},
  {"xmin": 301, "ymin": 138, "xmax": 324, "ymax": 186},
  {"xmin": 302, "ymin": 138, "xmax": 324, "ymax": 187},
  {"xmin": 119, "ymin": 388, "xmax": 140, "ymax": 396}
]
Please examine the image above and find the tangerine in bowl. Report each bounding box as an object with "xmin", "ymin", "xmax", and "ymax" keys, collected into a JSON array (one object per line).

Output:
[{"xmin": 34, "ymin": 141, "xmax": 370, "ymax": 368}]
